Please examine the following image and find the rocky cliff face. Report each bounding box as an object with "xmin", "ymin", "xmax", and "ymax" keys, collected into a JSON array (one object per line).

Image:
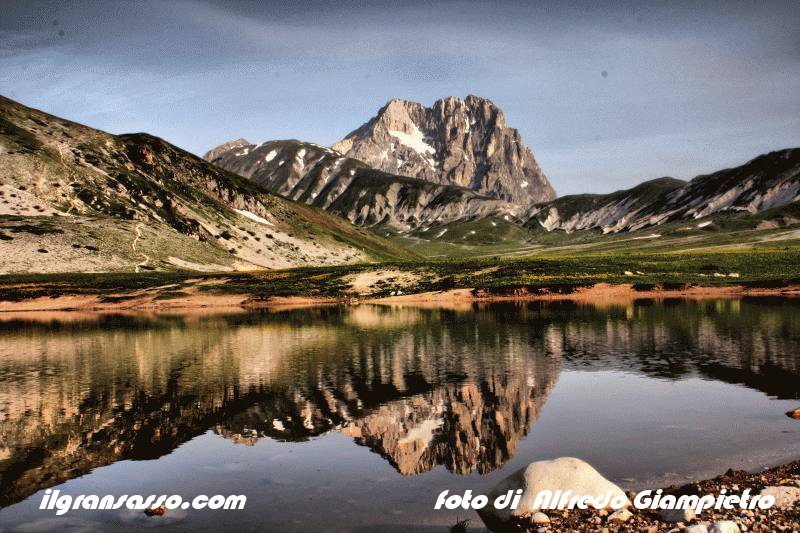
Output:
[
  {"xmin": 205, "ymin": 139, "xmax": 516, "ymax": 229},
  {"xmin": 527, "ymin": 149, "xmax": 800, "ymax": 233},
  {"xmin": 644, "ymin": 148, "xmax": 800, "ymax": 223},
  {"xmin": 332, "ymin": 95, "xmax": 555, "ymax": 204},
  {"xmin": 526, "ymin": 177, "xmax": 687, "ymax": 233}
]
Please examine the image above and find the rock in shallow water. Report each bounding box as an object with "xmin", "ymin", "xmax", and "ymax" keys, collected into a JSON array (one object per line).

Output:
[{"xmin": 477, "ymin": 457, "xmax": 628, "ymax": 531}]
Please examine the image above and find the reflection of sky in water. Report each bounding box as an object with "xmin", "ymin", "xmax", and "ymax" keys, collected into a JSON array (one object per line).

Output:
[{"xmin": 0, "ymin": 299, "xmax": 798, "ymax": 531}]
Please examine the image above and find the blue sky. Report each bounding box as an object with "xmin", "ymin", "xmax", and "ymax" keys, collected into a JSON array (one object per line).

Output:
[{"xmin": 1, "ymin": 0, "xmax": 799, "ymax": 195}]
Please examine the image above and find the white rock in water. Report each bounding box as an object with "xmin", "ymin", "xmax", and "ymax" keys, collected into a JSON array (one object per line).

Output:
[
  {"xmin": 685, "ymin": 525, "xmax": 709, "ymax": 533},
  {"xmin": 660, "ymin": 506, "xmax": 695, "ymax": 523},
  {"xmin": 477, "ymin": 457, "xmax": 628, "ymax": 530},
  {"xmin": 709, "ymin": 520, "xmax": 741, "ymax": 533},
  {"xmin": 758, "ymin": 485, "xmax": 800, "ymax": 509}
]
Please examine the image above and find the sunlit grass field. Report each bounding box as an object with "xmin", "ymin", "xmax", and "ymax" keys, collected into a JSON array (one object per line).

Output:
[{"xmin": 1, "ymin": 243, "xmax": 798, "ymax": 301}]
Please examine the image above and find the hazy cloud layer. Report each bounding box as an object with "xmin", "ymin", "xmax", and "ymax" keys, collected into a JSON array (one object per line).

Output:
[{"xmin": 1, "ymin": 0, "xmax": 799, "ymax": 194}]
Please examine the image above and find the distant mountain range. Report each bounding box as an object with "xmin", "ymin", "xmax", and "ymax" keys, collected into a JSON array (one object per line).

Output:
[
  {"xmin": 0, "ymin": 95, "xmax": 411, "ymax": 274},
  {"xmin": 1, "ymin": 92, "xmax": 798, "ymax": 274},
  {"xmin": 527, "ymin": 148, "xmax": 800, "ymax": 233},
  {"xmin": 208, "ymin": 95, "xmax": 799, "ymax": 238},
  {"xmin": 204, "ymin": 138, "xmax": 517, "ymax": 230},
  {"xmin": 204, "ymin": 95, "xmax": 554, "ymax": 230}
]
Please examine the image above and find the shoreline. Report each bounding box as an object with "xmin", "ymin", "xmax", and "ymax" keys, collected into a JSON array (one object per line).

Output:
[
  {"xmin": 0, "ymin": 281, "xmax": 798, "ymax": 314},
  {"xmin": 519, "ymin": 458, "xmax": 800, "ymax": 532}
]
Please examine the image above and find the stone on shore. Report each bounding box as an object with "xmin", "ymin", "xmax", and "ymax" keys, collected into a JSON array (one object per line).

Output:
[
  {"xmin": 477, "ymin": 457, "xmax": 628, "ymax": 531},
  {"xmin": 607, "ymin": 508, "xmax": 632, "ymax": 522},
  {"xmin": 758, "ymin": 485, "xmax": 800, "ymax": 509},
  {"xmin": 530, "ymin": 512, "xmax": 550, "ymax": 525},
  {"xmin": 684, "ymin": 525, "xmax": 709, "ymax": 533},
  {"xmin": 708, "ymin": 520, "xmax": 740, "ymax": 533},
  {"xmin": 660, "ymin": 506, "xmax": 695, "ymax": 523}
]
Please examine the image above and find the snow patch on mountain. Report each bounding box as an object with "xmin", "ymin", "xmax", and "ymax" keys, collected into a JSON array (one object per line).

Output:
[
  {"xmin": 234, "ymin": 209, "xmax": 273, "ymax": 226},
  {"xmin": 388, "ymin": 125, "xmax": 437, "ymax": 168}
]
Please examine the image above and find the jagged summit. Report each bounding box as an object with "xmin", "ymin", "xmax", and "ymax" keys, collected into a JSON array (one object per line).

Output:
[{"xmin": 331, "ymin": 95, "xmax": 555, "ymax": 204}]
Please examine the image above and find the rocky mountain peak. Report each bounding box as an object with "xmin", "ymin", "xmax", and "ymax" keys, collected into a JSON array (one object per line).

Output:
[
  {"xmin": 332, "ymin": 95, "xmax": 555, "ymax": 204},
  {"xmin": 203, "ymin": 138, "xmax": 251, "ymax": 161}
]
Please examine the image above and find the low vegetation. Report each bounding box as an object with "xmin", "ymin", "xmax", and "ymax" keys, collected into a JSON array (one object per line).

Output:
[{"xmin": 1, "ymin": 244, "xmax": 798, "ymax": 303}]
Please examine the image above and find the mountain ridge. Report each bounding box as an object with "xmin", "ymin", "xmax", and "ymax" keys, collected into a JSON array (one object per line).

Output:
[
  {"xmin": 527, "ymin": 148, "xmax": 800, "ymax": 234},
  {"xmin": 204, "ymin": 139, "xmax": 517, "ymax": 230}
]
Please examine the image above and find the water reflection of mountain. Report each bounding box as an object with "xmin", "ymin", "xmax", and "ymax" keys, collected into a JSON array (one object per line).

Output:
[
  {"xmin": 220, "ymin": 365, "xmax": 555, "ymax": 476},
  {"xmin": 1, "ymin": 298, "xmax": 798, "ymax": 507}
]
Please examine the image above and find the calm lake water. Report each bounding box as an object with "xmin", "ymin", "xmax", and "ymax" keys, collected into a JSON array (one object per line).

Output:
[{"xmin": 0, "ymin": 298, "xmax": 798, "ymax": 531}]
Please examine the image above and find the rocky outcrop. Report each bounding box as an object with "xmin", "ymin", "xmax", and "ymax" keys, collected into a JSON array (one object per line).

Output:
[
  {"xmin": 758, "ymin": 486, "xmax": 800, "ymax": 509},
  {"xmin": 644, "ymin": 148, "xmax": 800, "ymax": 222},
  {"xmin": 205, "ymin": 139, "xmax": 516, "ymax": 229},
  {"xmin": 527, "ymin": 177, "xmax": 686, "ymax": 234},
  {"xmin": 204, "ymin": 95, "xmax": 547, "ymax": 231},
  {"xmin": 332, "ymin": 95, "xmax": 555, "ymax": 204},
  {"xmin": 207, "ymin": 100, "xmax": 798, "ymax": 238}
]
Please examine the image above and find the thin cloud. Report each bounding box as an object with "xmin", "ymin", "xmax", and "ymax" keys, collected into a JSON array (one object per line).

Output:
[{"xmin": 1, "ymin": 0, "xmax": 798, "ymax": 195}]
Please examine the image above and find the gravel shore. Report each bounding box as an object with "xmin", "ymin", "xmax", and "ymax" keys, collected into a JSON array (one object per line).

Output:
[{"xmin": 489, "ymin": 460, "xmax": 800, "ymax": 532}]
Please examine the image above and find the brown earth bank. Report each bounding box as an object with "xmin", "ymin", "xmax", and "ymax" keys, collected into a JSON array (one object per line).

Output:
[
  {"xmin": 493, "ymin": 460, "xmax": 800, "ymax": 533},
  {"xmin": 0, "ymin": 281, "xmax": 799, "ymax": 314}
]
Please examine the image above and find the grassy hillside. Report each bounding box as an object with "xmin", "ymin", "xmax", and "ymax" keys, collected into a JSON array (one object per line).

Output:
[
  {"xmin": 529, "ymin": 177, "xmax": 686, "ymax": 222},
  {"xmin": 0, "ymin": 95, "xmax": 415, "ymax": 274},
  {"xmin": 385, "ymin": 199, "xmax": 799, "ymax": 259},
  {"xmin": 1, "ymin": 243, "xmax": 797, "ymax": 304}
]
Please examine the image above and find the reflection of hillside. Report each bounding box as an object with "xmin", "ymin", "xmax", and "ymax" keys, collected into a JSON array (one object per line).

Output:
[
  {"xmin": 0, "ymin": 314, "xmax": 342, "ymax": 507},
  {"xmin": 540, "ymin": 298, "xmax": 800, "ymax": 398},
  {"xmin": 1, "ymin": 299, "xmax": 798, "ymax": 507}
]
